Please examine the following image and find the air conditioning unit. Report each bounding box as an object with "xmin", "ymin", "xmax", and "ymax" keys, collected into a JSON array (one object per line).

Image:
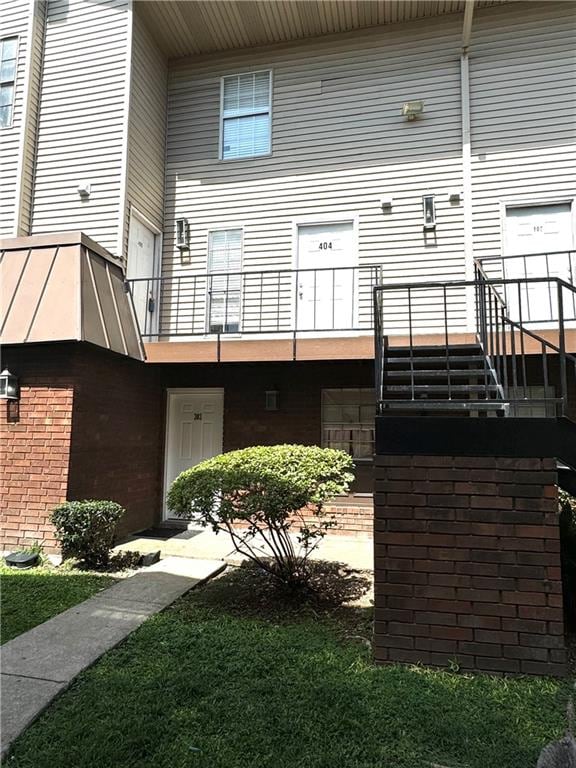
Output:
[{"xmin": 176, "ymin": 218, "xmax": 190, "ymax": 250}]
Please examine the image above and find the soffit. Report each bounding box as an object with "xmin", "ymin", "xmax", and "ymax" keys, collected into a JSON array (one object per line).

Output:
[{"xmin": 137, "ymin": 0, "xmax": 511, "ymax": 59}]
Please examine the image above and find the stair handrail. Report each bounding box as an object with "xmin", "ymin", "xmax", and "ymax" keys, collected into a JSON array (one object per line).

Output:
[
  {"xmin": 373, "ymin": 272, "xmax": 576, "ymax": 417},
  {"xmin": 474, "ymin": 262, "xmax": 576, "ymax": 417}
]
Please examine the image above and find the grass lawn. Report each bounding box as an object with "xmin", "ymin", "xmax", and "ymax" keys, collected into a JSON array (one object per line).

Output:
[
  {"xmin": 3, "ymin": 564, "xmax": 572, "ymax": 768},
  {"xmin": 0, "ymin": 562, "xmax": 116, "ymax": 644}
]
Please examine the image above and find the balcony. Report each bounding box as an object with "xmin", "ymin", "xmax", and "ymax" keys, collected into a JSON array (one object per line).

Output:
[
  {"xmin": 126, "ymin": 265, "xmax": 381, "ymax": 362},
  {"xmin": 126, "ymin": 252, "xmax": 576, "ymax": 364}
]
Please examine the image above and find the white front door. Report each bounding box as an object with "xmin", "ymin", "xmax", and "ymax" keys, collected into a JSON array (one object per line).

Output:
[
  {"xmin": 296, "ymin": 221, "xmax": 355, "ymax": 331},
  {"xmin": 164, "ymin": 389, "xmax": 224, "ymax": 519},
  {"xmin": 504, "ymin": 203, "xmax": 575, "ymax": 323},
  {"xmin": 127, "ymin": 214, "xmax": 159, "ymax": 337}
]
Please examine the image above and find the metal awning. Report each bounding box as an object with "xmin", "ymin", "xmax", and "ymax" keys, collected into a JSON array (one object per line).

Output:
[{"xmin": 0, "ymin": 233, "xmax": 145, "ymax": 361}]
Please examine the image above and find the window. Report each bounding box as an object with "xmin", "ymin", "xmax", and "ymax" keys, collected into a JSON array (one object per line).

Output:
[
  {"xmin": 0, "ymin": 37, "xmax": 18, "ymax": 128},
  {"xmin": 220, "ymin": 71, "xmax": 271, "ymax": 160},
  {"xmin": 322, "ymin": 389, "xmax": 375, "ymax": 459},
  {"xmin": 207, "ymin": 229, "xmax": 242, "ymax": 333}
]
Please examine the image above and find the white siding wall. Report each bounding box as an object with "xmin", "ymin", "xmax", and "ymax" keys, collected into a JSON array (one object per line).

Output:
[
  {"xmin": 0, "ymin": 0, "xmax": 30, "ymax": 237},
  {"xmin": 30, "ymin": 0, "xmax": 130, "ymax": 255},
  {"xmin": 164, "ymin": 13, "xmax": 467, "ymax": 335},
  {"xmin": 123, "ymin": 8, "xmax": 167, "ymax": 257},
  {"xmin": 470, "ymin": 1, "xmax": 576, "ymax": 261},
  {"xmin": 162, "ymin": 1, "xmax": 576, "ymax": 337}
]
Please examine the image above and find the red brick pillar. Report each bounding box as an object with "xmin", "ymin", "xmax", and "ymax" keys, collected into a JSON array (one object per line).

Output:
[{"xmin": 374, "ymin": 455, "xmax": 567, "ymax": 676}]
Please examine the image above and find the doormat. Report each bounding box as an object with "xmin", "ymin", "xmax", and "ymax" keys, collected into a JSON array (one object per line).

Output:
[{"xmin": 136, "ymin": 527, "xmax": 203, "ymax": 541}]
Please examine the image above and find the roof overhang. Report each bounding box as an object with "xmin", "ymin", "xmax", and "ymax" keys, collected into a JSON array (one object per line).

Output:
[
  {"xmin": 137, "ymin": 0, "xmax": 511, "ymax": 60},
  {"xmin": 0, "ymin": 233, "xmax": 145, "ymax": 361}
]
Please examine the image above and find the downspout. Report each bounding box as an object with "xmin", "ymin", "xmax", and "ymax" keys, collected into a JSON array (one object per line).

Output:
[{"xmin": 461, "ymin": 1, "xmax": 475, "ymax": 330}]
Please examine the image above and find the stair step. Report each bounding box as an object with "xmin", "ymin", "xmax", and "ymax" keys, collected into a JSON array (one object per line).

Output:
[
  {"xmin": 387, "ymin": 355, "xmax": 486, "ymax": 365},
  {"xmin": 380, "ymin": 400, "xmax": 508, "ymax": 411},
  {"xmin": 383, "ymin": 384, "xmax": 501, "ymax": 394},
  {"xmin": 387, "ymin": 344, "xmax": 482, "ymax": 355},
  {"xmin": 386, "ymin": 369, "xmax": 488, "ymax": 379}
]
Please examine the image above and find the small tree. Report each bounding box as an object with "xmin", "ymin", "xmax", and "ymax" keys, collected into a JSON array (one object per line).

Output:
[
  {"xmin": 51, "ymin": 500, "xmax": 125, "ymax": 567},
  {"xmin": 168, "ymin": 444, "xmax": 355, "ymax": 589}
]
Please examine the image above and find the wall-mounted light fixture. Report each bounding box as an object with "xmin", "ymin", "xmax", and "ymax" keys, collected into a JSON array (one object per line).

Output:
[
  {"xmin": 422, "ymin": 195, "xmax": 436, "ymax": 230},
  {"xmin": 401, "ymin": 100, "xmax": 424, "ymax": 121},
  {"xmin": 0, "ymin": 369, "xmax": 19, "ymax": 400},
  {"xmin": 77, "ymin": 182, "xmax": 91, "ymax": 198},
  {"xmin": 265, "ymin": 390, "xmax": 279, "ymax": 411},
  {"xmin": 176, "ymin": 218, "xmax": 190, "ymax": 250},
  {"xmin": 448, "ymin": 189, "xmax": 462, "ymax": 203},
  {"xmin": 380, "ymin": 196, "xmax": 393, "ymax": 212}
]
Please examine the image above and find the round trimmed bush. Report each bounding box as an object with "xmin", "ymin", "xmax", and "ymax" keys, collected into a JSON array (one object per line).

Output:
[
  {"xmin": 168, "ymin": 444, "xmax": 355, "ymax": 588},
  {"xmin": 51, "ymin": 500, "xmax": 125, "ymax": 566}
]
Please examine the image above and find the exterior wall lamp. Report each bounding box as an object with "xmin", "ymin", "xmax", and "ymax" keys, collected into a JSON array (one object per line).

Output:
[
  {"xmin": 176, "ymin": 218, "xmax": 190, "ymax": 250},
  {"xmin": 422, "ymin": 195, "xmax": 437, "ymax": 230},
  {"xmin": 265, "ymin": 390, "xmax": 279, "ymax": 411},
  {"xmin": 402, "ymin": 100, "xmax": 424, "ymax": 121},
  {"xmin": 0, "ymin": 369, "xmax": 19, "ymax": 400}
]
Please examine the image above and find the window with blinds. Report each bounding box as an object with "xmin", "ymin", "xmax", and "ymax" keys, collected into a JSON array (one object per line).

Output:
[
  {"xmin": 0, "ymin": 37, "xmax": 18, "ymax": 128},
  {"xmin": 221, "ymin": 71, "xmax": 271, "ymax": 160},
  {"xmin": 207, "ymin": 229, "xmax": 242, "ymax": 333},
  {"xmin": 322, "ymin": 389, "xmax": 375, "ymax": 459}
]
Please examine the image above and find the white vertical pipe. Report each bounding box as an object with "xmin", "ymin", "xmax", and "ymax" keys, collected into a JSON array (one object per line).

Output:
[{"xmin": 461, "ymin": 49, "xmax": 475, "ymax": 330}]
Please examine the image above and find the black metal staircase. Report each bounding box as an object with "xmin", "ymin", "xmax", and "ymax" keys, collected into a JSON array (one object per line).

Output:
[
  {"xmin": 373, "ymin": 265, "xmax": 576, "ymax": 492},
  {"xmin": 380, "ymin": 342, "xmax": 504, "ymax": 415}
]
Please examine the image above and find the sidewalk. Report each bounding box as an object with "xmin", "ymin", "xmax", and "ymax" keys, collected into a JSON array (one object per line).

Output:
[
  {"xmin": 115, "ymin": 527, "xmax": 374, "ymax": 571},
  {"xmin": 0, "ymin": 557, "xmax": 224, "ymax": 758}
]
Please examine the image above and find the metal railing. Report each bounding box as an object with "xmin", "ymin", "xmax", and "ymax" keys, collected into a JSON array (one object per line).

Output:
[
  {"xmin": 477, "ymin": 250, "xmax": 576, "ymax": 325},
  {"xmin": 127, "ymin": 264, "xmax": 382, "ymax": 342},
  {"xmin": 374, "ymin": 270, "xmax": 576, "ymax": 416}
]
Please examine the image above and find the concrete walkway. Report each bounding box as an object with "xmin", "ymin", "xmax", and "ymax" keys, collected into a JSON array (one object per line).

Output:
[
  {"xmin": 115, "ymin": 528, "xmax": 374, "ymax": 571},
  {"xmin": 0, "ymin": 556, "xmax": 224, "ymax": 758}
]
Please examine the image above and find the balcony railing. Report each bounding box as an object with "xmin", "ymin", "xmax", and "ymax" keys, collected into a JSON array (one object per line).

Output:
[
  {"xmin": 477, "ymin": 250, "xmax": 576, "ymax": 325},
  {"xmin": 126, "ymin": 265, "xmax": 382, "ymax": 341}
]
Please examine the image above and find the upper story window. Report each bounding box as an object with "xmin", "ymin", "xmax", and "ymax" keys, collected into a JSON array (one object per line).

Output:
[
  {"xmin": 220, "ymin": 71, "xmax": 271, "ymax": 160},
  {"xmin": 0, "ymin": 36, "xmax": 18, "ymax": 128}
]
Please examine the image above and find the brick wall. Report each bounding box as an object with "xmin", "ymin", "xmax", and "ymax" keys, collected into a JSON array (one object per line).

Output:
[
  {"xmin": 305, "ymin": 502, "xmax": 373, "ymax": 537},
  {"xmin": 162, "ymin": 359, "xmax": 375, "ymax": 498},
  {"xmin": 67, "ymin": 347, "xmax": 164, "ymax": 539},
  {"xmin": 1, "ymin": 380, "xmax": 74, "ymax": 550},
  {"xmin": 1, "ymin": 343, "xmax": 163, "ymax": 552},
  {"xmin": 374, "ymin": 455, "xmax": 567, "ymax": 676}
]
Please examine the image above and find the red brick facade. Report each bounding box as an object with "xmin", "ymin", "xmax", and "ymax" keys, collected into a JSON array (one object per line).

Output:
[
  {"xmin": 374, "ymin": 454, "xmax": 567, "ymax": 676},
  {"xmin": 1, "ymin": 385, "xmax": 73, "ymax": 550},
  {"xmin": 0, "ymin": 343, "xmax": 163, "ymax": 552}
]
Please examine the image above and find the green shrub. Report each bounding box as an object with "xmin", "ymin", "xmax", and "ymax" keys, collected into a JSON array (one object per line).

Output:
[
  {"xmin": 50, "ymin": 500, "xmax": 125, "ymax": 567},
  {"xmin": 168, "ymin": 444, "xmax": 355, "ymax": 589}
]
